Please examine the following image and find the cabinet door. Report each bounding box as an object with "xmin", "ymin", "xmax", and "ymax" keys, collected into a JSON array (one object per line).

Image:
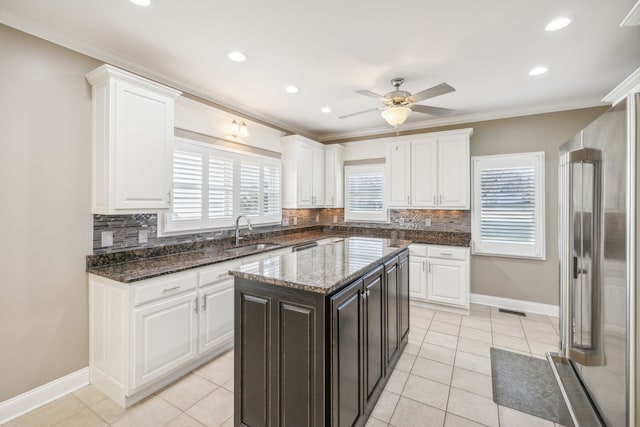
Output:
[
  {"xmin": 386, "ymin": 142, "xmax": 411, "ymax": 207},
  {"xmin": 398, "ymin": 253, "xmax": 410, "ymax": 342},
  {"xmin": 114, "ymin": 80, "xmax": 172, "ymax": 211},
  {"xmin": 330, "ymin": 280, "xmax": 363, "ymax": 427},
  {"xmin": 428, "ymin": 259, "xmax": 468, "ymax": 307},
  {"xmin": 297, "ymin": 143, "xmax": 314, "ymax": 207},
  {"xmin": 132, "ymin": 292, "xmax": 198, "ymax": 389},
  {"xmin": 363, "ymin": 266, "xmax": 384, "ymax": 411},
  {"xmin": 438, "ymin": 135, "xmax": 469, "ymax": 209},
  {"xmin": 312, "ymin": 146, "xmax": 325, "ymax": 206},
  {"xmin": 325, "ymin": 147, "xmax": 344, "ymax": 207},
  {"xmin": 411, "ymin": 138, "xmax": 438, "ymax": 207},
  {"xmin": 409, "ymin": 256, "xmax": 428, "ymax": 300},
  {"xmin": 384, "ymin": 260, "xmax": 400, "ymax": 369},
  {"xmin": 198, "ymin": 280, "xmax": 234, "ymax": 355}
]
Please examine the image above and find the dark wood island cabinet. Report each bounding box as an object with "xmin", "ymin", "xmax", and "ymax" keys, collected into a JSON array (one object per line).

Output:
[{"xmin": 229, "ymin": 237, "xmax": 410, "ymax": 427}]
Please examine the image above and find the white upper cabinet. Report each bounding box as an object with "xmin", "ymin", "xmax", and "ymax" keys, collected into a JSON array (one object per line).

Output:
[
  {"xmin": 281, "ymin": 135, "xmax": 327, "ymax": 208},
  {"xmin": 385, "ymin": 129, "xmax": 472, "ymax": 210},
  {"xmin": 86, "ymin": 65, "xmax": 182, "ymax": 214},
  {"xmin": 324, "ymin": 145, "xmax": 344, "ymax": 208},
  {"xmin": 386, "ymin": 141, "xmax": 411, "ymax": 207}
]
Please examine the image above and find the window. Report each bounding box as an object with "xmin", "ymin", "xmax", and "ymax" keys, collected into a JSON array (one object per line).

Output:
[
  {"xmin": 164, "ymin": 137, "xmax": 281, "ymax": 234},
  {"xmin": 344, "ymin": 164, "xmax": 387, "ymax": 222},
  {"xmin": 472, "ymin": 152, "xmax": 545, "ymax": 259}
]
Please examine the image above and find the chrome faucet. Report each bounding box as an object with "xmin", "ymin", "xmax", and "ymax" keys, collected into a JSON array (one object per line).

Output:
[{"xmin": 235, "ymin": 215, "xmax": 253, "ymax": 246}]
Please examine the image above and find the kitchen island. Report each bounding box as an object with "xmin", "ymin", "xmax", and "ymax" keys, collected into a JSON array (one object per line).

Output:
[{"xmin": 229, "ymin": 237, "xmax": 410, "ymax": 427}]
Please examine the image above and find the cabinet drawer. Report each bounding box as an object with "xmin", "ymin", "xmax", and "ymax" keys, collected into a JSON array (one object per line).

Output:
[
  {"xmin": 409, "ymin": 244, "xmax": 428, "ymax": 257},
  {"xmin": 199, "ymin": 261, "xmax": 240, "ymax": 287},
  {"xmin": 427, "ymin": 246, "xmax": 468, "ymax": 261},
  {"xmin": 133, "ymin": 271, "xmax": 198, "ymax": 306}
]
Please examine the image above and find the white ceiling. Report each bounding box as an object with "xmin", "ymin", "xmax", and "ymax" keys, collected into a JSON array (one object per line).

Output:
[{"xmin": 1, "ymin": 0, "xmax": 639, "ymax": 141}]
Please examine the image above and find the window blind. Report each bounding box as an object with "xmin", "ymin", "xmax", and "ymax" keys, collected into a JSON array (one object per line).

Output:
[
  {"xmin": 344, "ymin": 164, "xmax": 387, "ymax": 222},
  {"xmin": 479, "ymin": 166, "xmax": 536, "ymax": 242},
  {"xmin": 239, "ymin": 160, "xmax": 261, "ymax": 216},
  {"xmin": 208, "ymin": 155, "xmax": 234, "ymax": 220},
  {"xmin": 263, "ymin": 163, "xmax": 280, "ymax": 215},
  {"xmin": 472, "ymin": 152, "xmax": 545, "ymax": 259},
  {"xmin": 171, "ymin": 150, "xmax": 203, "ymax": 222}
]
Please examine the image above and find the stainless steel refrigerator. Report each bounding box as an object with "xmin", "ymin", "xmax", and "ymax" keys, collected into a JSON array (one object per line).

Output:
[{"xmin": 550, "ymin": 90, "xmax": 639, "ymax": 426}]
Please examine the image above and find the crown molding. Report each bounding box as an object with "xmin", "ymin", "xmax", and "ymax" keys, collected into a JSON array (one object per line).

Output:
[
  {"xmin": 317, "ymin": 97, "xmax": 608, "ymax": 142},
  {"xmin": 621, "ymin": 0, "xmax": 640, "ymax": 26},
  {"xmin": 0, "ymin": 7, "xmax": 315, "ymax": 138},
  {"xmin": 602, "ymin": 67, "xmax": 640, "ymax": 105}
]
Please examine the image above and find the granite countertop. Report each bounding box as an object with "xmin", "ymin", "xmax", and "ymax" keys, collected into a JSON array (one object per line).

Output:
[
  {"xmin": 86, "ymin": 230, "xmax": 334, "ymax": 283},
  {"xmin": 86, "ymin": 226, "xmax": 470, "ymax": 284},
  {"xmin": 229, "ymin": 237, "xmax": 411, "ymax": 294}
]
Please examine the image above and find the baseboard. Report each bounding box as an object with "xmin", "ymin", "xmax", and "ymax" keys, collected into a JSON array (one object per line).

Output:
[
  {"xmin": 470, "ymin": 293, "xmax": 559, "ymax": 317},
  {"xmin": 0, "ymin": 367, "xmax": 89, "ymax": 425}
]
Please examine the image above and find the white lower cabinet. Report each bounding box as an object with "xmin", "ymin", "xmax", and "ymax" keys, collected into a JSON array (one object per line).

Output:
[
  {"xmin": 89, "ymin": 259, "xmax": 240, "ymax": 408},
  {"xmin": 409, "ymin": 244, "xmax": 470, "ymax": 311},
  {"xmin": 198, "ymin": 280, "xmax": 234, "ymax": 354},
  {"xmin": 132, "ymin": 292, "xmax": 198, "ymax": 389}
]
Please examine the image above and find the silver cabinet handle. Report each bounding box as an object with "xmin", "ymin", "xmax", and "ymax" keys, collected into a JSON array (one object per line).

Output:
[
  {"xmin": 194, "ymin": 297, "xmax": 198, "ymax": 314},
  {"xmin": 202, "ymin": 295, "xmax": 207, "ymax": 311},
  {"xmin": 162, "ymin": 285, "xmax": 180, "ymax": 293},
  {"xmin": 407, "ymin": 195, "xmax": 410, "ymax": 204},
  {"xmin": 440, "ymin": 194, "xmax": 443, "ymax": 204},
  {"xmin": 428, "ymin": 262, "xmax": 431, "ymax": 273},
  {"xmin": 167, "ymin": 190, "xmax": 172, "ymax": 206},
  {"xmin": 362, "ymin": 290, "xmax": 367, "ymax": 300},
  {"xmin": 433, "ymin": 195, "xmax": 436, "ymax": 205},
  {"xmin": 439, "ymin": 253, "xmax": 453, "ymax": 257},
  {"xmin": 422, "ymin": 261, "xmax": 425, "ymax": 272}
]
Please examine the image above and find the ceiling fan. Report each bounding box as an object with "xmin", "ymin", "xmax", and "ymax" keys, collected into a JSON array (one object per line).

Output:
[{"xmin": 339, "ymin": 78, "xmax": 456, "ymax": 127}]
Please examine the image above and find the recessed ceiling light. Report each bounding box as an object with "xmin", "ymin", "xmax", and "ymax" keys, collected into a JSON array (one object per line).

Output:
[
  {"xmin": 321, "ymin": 107, "xmax": 332, "ymax": 113},
  {"xmin": 529, "ymin": 66, "xmax": 549, "ymax": 76},
  {"xmin": 545, "ymin": 17, "xmax": 572, "ymax": 31},
  {"xmin": 227, "ymin": 51, "xmax": 247, "ymax": 63},
  {"xmin": 285, "ymin": 85, "xmax": 299, "ymax": 94},
  {"xmin": 129, "ymin": 0, "xmax": 152, "ymax": 7}
]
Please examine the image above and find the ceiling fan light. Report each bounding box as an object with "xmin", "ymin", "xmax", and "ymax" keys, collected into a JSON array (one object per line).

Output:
[{"xmin": 381, "ymin": 106, "xmax": 411, "ymax": 127}]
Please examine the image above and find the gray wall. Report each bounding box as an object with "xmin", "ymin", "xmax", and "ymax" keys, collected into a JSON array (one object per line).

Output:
[{"xmin": 0, "ymin": 24, "xmax": 100, "ymax": 401}]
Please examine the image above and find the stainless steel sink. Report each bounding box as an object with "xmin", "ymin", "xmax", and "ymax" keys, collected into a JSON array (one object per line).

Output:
[{"xmin": 225, "ymin": 243, "xmax": 281, "ymax": 255}]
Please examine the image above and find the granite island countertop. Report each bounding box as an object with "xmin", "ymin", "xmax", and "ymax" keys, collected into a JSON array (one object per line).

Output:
[{"xmin": 229, "ymin": 237, "xmax": 411, "ymax": 294}]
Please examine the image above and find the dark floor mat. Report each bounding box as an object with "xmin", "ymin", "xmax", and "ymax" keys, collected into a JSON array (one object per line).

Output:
[{"xmin": 491, "ymin": 347, "xmax": 572, "ymax": 425}]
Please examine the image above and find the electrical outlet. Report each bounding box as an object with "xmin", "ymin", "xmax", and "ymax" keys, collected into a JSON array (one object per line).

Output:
[
  {"xmin": 282, "ymin": 218, "xmax": 289, "ymax": 226},
  {"xmin": 101, "ymin": 231, "xmax": 113, "ymax": 247},
  {"xmin": 333, "ymin": 215, "xmax": 338, "ymax": 223},
  {"xmin": 398, "ymin": 218, "xmax": 405, "ymax": 225},
  {"xmin": 293, "ymin": 217, "xmax": 298, "ymax": 225},
  {"xmin": 138, "ymin": 229, "xmax": 148, "ymax": 244},
  {"xmin": 424, "ymin": 218, "xmax": 432, "ymax": 227}
]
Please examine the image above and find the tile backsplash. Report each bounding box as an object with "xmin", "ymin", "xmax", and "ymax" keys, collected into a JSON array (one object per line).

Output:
[{"xmin": 92, "ymin": 208, "xmax": 470, "ymax": 254}]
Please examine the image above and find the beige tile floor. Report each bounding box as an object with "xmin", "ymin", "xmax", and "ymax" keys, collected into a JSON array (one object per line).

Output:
[{"xmin": 3, "ymin": 304, "xmax": 567, "ymax": 427}]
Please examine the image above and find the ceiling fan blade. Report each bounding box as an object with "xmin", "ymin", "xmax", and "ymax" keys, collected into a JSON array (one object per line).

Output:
[
  {"xmin": 338, "ymin": 107, "xmax": 383, "ymax": 119},
  {"xmin": 411, "ymin": 104, "xmax": 456, "ymax": 117},
  {"xmin": 408, "ymin": 83, "xmax": 455, "ymax": 103},
  {"xmin": 355, "ymin": 89, "xmax": 389, "ymax": 101}
]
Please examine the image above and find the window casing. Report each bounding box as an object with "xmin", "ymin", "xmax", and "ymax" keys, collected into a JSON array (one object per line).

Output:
[
  {"xmin": 164, "ymin": 137, "xmax": 281, "ymax": 234},
  {"xmin": 472, "ymin": 151, "xmax": 545, "ymax": 259},
  {"xmin": 344, "ymin": 164, "xmax": 388, "ymax": 223}
]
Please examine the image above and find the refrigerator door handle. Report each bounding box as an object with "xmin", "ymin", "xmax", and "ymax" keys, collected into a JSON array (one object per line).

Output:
[{"xmin": 566, "ymin": 147, "xmax": 605, "ymax": 367}]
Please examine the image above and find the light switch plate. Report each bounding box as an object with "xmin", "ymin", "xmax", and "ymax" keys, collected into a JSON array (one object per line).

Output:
[
  {"xmin": 282, "ymin": 218, "xmax": 289, "ymax": 226},
  {"xmin": 424, "ymin": 218, "xmax": 432, "ymax": 227},
  {"xmin": 138, "ymin": 229, "xmax": 148, "ymax": 244},
  {"xmin": 333, "ymin": 215, "xmax": 338, "ymax": 223},
  {"xmin": 293, "ymin": 217, "xmax": 298, "ymax": 225},
  {"xmin": 315, "ymin": 214, "xmax": 319, "ymax": 223},
  {"xmin": 398, "ymin": 218, "xmax": 405, "ymax": 225},
  {"xmin": 101, "ymin": 231, "xmax": 113, "ymax": 247}
]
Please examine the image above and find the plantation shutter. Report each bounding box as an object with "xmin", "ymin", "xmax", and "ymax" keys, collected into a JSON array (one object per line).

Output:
[
  {"xmin": 240, "ymin": 160, "xmax": 261, "ymax": 215},
  {"xmin": 344, "ymin": 164, "xmax": 387, "ymax": 222},
  {"xmin": 171, "ymin": 150, "xmax": 203, "ymax": 222},
  {"xmin": 208, "ymin": 155, "xmax": 234, "ymax": 220},
  {"xmin": 479, "ymin": 166, "xmax": 536, "ymax": 242},
  {"xmin": 472, "ymin": 152, "xmax": 545, "ymax": 259},
  {"xmin": 262, "ymin": 163, "xmax": 281, "ymax": 215}
]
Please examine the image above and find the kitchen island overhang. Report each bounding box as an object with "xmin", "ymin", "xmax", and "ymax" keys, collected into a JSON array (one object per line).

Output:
[{"xmin": 229, "ymin": 237, "xmax": 411, "ymax": 427}]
